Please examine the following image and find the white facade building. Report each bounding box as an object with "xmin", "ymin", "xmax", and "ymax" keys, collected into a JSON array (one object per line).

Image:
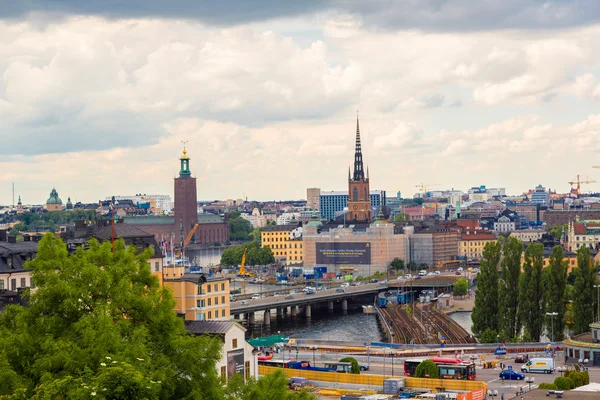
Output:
[
  {"xmin": 185, "ymin": 321, "xmax": 258, "ymax": 382},
  {"xmin": 277, "ymin": 213, "xmax": 300, "ymax": 225},
  {"xmin": 493, "ymin": 215, "xmax": 516, "ymax": 233},
  {"xmin": 108, "ymin": 194, "xmax": 172, "ymax": 213}
]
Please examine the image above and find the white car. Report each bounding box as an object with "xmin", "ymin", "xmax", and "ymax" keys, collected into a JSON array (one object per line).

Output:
[
  {"xmin": 457, "ymin": 267, "xmax": 464, "ymax": 272},
  {"xmin": 434, "ymin": 271, "xmax": 441, "ymax": 275},
  {"xmin": 404, "ymin": 274, "xmax": 412, "ymax": 279},
  {"xmin": 251, "ymin": 294, "xmax": 261, "ymax": 300}
]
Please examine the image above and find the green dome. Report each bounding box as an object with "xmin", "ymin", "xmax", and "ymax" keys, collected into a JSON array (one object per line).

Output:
[{"xmin": 46, "ymin": 188, "xmax": 63, "ymax": 205}]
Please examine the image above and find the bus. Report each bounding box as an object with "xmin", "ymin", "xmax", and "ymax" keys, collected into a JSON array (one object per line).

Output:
[
  {"xmin": 404, "ymin": 358, "xmax": 476, "ymax": 380},
  {"xmin": 438, "ymin": 363, "xmax": 477, "ymax": 380},
  {"xmin": 323, "ymin": 361, "xmax": 354, "ymax": 373},
  {"xmin": 258, "ymin": 359, "xmax": 291, "ymax": 368},
  {"xmin": 258, "ymin": 359, "xmax": 335, "ymax": 372}
]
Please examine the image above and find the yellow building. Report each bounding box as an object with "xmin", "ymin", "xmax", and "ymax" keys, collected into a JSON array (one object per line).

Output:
[
  {"xmin": 164, "ymin": 271, "xmax": 230, "ymax": 321},
  {"xmin": 459, "ymin": 232, "xmax": 497, "ymax": 260},
  {"xmin": 260, "ymin": 225, "xmax": 303, "ymax": 265},
  {"xmin": 520, "ymin": 247, "xmax": 578, "ymax": 274}
]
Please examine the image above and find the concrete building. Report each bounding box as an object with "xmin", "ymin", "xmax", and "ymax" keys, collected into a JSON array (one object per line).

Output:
[
  {"xmin": 543, "ymin": 209, "xmax": 600, "ymax": 228},
  {"xmin": 45, "ymin": 188, "xmax": 63, "ymax": 211},
  {"xmin": 410, "ymin": 226, "xmax": 459, "ymax": 269},
  {"xmin": 276, "ymin": 213, "xmax": 300, "ymax": 225},
  {"xmin": 185, "ymin": 321, "xmax": 258, "ymax": 381},
  {"xmin": 510, "ymin": 229, "xmax": 545, "ymax": 242},
  {"xmin": 261, "ymin": 225, "xmax": 303, "ymax": 265},
  {"xmin": 567, "ymin": 220, "xmax": 600, "ymax": 252},
  {"xmin": 530, "ymin": 185, "xmax": 550, "ymax": 206},
  {"xmin": 459, "ymin": 232, "xmax": 497, "ymax": 260},
  {"xmin": 303, "ymin": 219, "xmax": 409, "ymax": 276},
  {"xmin": 240, "ymin": 208, "xmax": 277, "ymax": 228},
  {"xmin": 108, "ymin": 194, "xmax": 172, "ymax": 214},
  {"xmin": 493, "ymin": 215, "xmax": 516, "ymax": 233},
  {"xmin": 319, "ymin": 190, "xmax": 386, "ymax": 221},
  {"xmin": 508, "ymin": 203, "xmax": 539, "ymax": 223},
  {"xmin": 563, "ymin": 321, "xmax": 600, "ymax": 366},
  {"xmin": 306, "ymin": 188, "xmax": 321, "ymax": 210},
  {"xmin": 164, "ymin": 273, "xmax": 230, "ymax": 321}
]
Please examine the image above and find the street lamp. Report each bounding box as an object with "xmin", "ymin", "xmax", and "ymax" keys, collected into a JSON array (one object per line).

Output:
[
  {"xmin": 557, "ymin": 366, "xmax": 566, "ymax": 377},
  {"xmin": 525, "ymin": 377, "xmax": 535, "ymax": 392},
  {"xmin": 594, "ymin": 285, "xmax": 600, "ymax": 321},
  {"xmin": 310, "ymin": 347, "xmax": 317, "ymax": 366},
  {"xmin": 546, "ymin": 312, "xmax": 558, "ymax": 357}
]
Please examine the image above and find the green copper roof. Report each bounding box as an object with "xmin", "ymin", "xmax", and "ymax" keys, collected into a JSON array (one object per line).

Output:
[{"xmin": 46, "ymin": 188, "xmax": 63, "ymax": 205}]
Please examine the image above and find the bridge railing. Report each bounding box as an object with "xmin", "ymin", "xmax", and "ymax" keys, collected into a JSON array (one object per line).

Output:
[{"xmin": 374, "ymin": 305, "xmax": 394, "ymax": 345}]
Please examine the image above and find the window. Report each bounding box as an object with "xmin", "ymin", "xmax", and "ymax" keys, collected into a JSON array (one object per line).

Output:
[
  {"xmin": 208, "ymin": 311, "xmax": 212, "ymax": 319},
  {"xmin": 197, "ymin": 313, "xmax": 206, "ymax": 320},
  {"xmin": 222, "ymin": 296, "xmax": 225, "ymax": 304},
  {"xmin": 245, "ymin": 361, "xmax": 250, "ymax": 380},
  {"xmin": 207, "ymin": 284, "xmax": 211, "ymax": 293},
  {"xmin": 221, "ymin": 283, "xmax": 225, "ymax": 291},
  {"xmin": 221, "ymin": 366, "xmax": 227, "ymax": 380},
  {"xmin": 215, "ymin": 297, "xmax": 219, "ymax": 305},
  {"xmin": 222, "ymin": 309, "xmax": 226, "ymax": 317},
  {"xmin": 154, "ymin": 261, "xmax": 160, "ymax": 272},
  {"xmin": 214, "ymin": 284, "xmax": 218, "ymax": 292},
  {"xmin": 353, "ymin": 187, "xmax": 358, "ymax": 201},
  {"xmin": 208, "ymin": 298, "xmax": 212, "ymax": 306},
  {"xmin": 11, "ymin": 279, "xmax": 16, "ymax": 291},
  {"xmin": 21, "ymin": 278, "xmax": 26, "ymax": 288},
  {"xmin": 196, "ymin": 300, "xmax": 202, "ymax": 308},
  {"xmin": 232, "ymin": 338, "xmax": 238, "ymax": 348},
  {"xmin": 0, "ymin": 280, "xmax": 3, "ymax": 290}
]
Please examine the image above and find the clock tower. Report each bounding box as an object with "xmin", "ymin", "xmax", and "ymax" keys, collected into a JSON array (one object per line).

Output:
[{"xmin": 346, "ymin": 117, "xmax": 371, "ymax": 222}]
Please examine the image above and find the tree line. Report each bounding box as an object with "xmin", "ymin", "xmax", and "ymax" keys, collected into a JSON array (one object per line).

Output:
[
  {"xmin": 220, "ymin": 241, "xmax": 275, "ymax": 266},
  {"xmin": 472, "ymin": 237, "xmax": 599, "ymax": 343}
]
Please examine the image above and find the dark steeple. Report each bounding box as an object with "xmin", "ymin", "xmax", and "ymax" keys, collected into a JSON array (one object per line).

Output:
[{"xmin": 353, "ymin": 116, "xmax": 364, "ymax": 181}]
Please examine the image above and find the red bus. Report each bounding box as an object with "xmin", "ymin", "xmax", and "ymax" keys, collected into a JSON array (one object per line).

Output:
[{"xmin": 404, "ymin": 358, "xmax": 476, "ymax": 380}]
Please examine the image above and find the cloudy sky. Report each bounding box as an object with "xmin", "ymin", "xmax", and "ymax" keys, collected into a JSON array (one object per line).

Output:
[{"xmin": 3, "ymin": 1, "xmax": 600, "ymax": 205}]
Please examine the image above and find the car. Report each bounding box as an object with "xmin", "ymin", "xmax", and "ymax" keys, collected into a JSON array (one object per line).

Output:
[
  {"xmin": 499, "ymin": 369, "xmax": 525, "ymax": 381},
  {"xmin": 241, "ymin": 300, "xmax": 248, "ymax": 305},
  {"xmin": 272, "ymin": 292, "xmax": 280, "ymax": 297},
  {"xmin": 230, "ymin": 296, "xmax": 237, "ymax": 302},
  {"xmin": 426, "ymin": 272, "xmax": 434, "ymax": 276},
  {"xmin": 370, "ymin": 279, "xmax": 378, "ymax": 283},
  {"xmin": 455, "ymin": 271, "xmax": 462, "ymax": 275},
  {"xmin": 305, "ymin": 290, "xmax": 315, "ymax": 295},
  {"xmin": 404, "ymin": 274, "xmax": 412, "ymax": 279},
  {"xmin": 379, "ymin": 279, "xmax": 388, "ymax": 285},
  {"xmin": 359, "ymin": 364, "xmax": 369, "ymax": 371},
  {"xmin": 449, "ymin": 269, "xmax": 454, "ymax": 273},
  {"xmin": 434, "ymin": 271, "xmax": 441, "ymax": 275},
  {"xmin": 336, "ymin": 288, "xmax": 346, "ymax": 293},
  {"xmin": 251, "ymin": 294, "xmax": 261, "ymax": 300},
  {"xmin": 415, "ymin": 276, "xmax": 422, "ymax": 280},
  {"xmin": 340, "ymin": 283, "xmax": 350, "ymax": 288},
  {"xmin": 290, "ymin": 289, "xmax": 298, "ymax": 294},
  {"xmin": 457, "ymin": 267, "xmax": 464, "ymax": 272},
  {"xmin": 515, "ymin": 354, "xmax": 529, "ymax": 363}
]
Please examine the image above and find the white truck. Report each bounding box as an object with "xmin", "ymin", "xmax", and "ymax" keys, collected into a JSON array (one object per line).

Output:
[
  {"xmin": 419, "ymin": 270, "xmax": 427, "ymax": 277},
  {"xmin": 520, "ymin": 358, "xmax": 555, "ymax": 374}
]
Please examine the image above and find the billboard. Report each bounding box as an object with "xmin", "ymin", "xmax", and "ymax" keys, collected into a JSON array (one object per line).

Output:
[
  {"xmin": 316, "ymin": 242, "xmax": 371, "ymax": 265},
  {"xmin": 227, "ymin": 349, "xmax": 245, "ymax": 380}
]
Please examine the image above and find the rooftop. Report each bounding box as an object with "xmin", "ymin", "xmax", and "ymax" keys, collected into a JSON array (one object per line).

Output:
[
  {"xmin": 460, "ymin": 233, "xmax": 497, "ymax": 241},
  {"xmin": 261, "ymin": 224, "xmax": 299, "ymax": 232},
  {"xmin": 185, "ymin": 320, "xmax": 243, "ymax": 335}
]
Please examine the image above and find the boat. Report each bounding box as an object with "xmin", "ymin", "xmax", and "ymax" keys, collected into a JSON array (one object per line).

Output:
[{"xmin": 362, "ymin": 305, "xmax": 376, "ymax": 314}]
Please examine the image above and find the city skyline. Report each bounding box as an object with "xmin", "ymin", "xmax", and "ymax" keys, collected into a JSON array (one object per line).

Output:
[{"xmin": 4, "ymin": 1, "xmax": 600, "ymax": 204}]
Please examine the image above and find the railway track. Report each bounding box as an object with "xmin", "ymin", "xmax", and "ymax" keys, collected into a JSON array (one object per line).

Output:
[{"xmin": 381, "ymin": 302, "xmax": 475, "ymax": 345}]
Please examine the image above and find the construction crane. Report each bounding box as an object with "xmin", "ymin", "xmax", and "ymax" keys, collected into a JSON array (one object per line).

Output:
[
  {"xmin": 238, "ymin": 248, "xmax": 253, "ymax": 277},
  {"xmin": 568, "ymin": 175, "xmax": 597, "ymax": 195},
  {"xmin": 415, "ymin": 183, "xmax": 440, "ymax": 197},
  {"xmin": 183, "ymin": 223, "xmax": 200, "ymax": 249}
]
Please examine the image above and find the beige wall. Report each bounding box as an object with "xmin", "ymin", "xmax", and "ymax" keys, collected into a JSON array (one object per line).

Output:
[
  {"xmin": 217, "ymin": 325, "xmax": 258, "ymax": 382},
  {"xmin": 303, "ymin": 222, "xmax": 408, "ymax": 276},
  {"xmin": 0, "ymin": 270, "xmax": 32, "ymax": 291},
  {"xmin": 261, "ymin": 230, "xmax": 304, "ymax": 264},
  {"xmin": 165, "ymin": 278, "xmax": 230, "ymax": 321}
]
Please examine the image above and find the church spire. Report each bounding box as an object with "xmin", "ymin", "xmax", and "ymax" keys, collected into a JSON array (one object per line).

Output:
[
  {"xmin": 179, "ymin": 141, "xmax": 191, "ymax": 177},
  {"xmin": 353, "ymin": 115, "xmax": 364, "ymax": 181}
]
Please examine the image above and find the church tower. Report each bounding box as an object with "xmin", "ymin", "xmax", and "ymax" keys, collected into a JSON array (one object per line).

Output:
[
  {"xmin": 174, "ymin": 143, "xmax": 198, "ymax": 245},
  {"xmin": 346, "ymin": 117, "xmax": 372, "ymax": 222}
]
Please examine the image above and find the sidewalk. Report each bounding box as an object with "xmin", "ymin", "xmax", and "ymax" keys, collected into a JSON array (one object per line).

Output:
[{"xmin": 442, "ymin": 295, "xmax": 475, "ymax": 314}]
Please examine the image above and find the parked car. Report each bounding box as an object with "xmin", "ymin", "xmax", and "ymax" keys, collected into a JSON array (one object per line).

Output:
[
  {"xmin": 515, "ymin": 354, "xmax": 529, "ymax": 363},
  {"xmin": 499, "ymin": 370, "xmax": 525, "ymax": 381}
]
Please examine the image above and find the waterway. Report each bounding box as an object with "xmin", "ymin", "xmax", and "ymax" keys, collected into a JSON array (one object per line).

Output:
[
  {"xmin": 246, "ymin": 307, "xmax": 385, "ymax": 343},
  {"xmin": 449, "ymin": 311, "xmax": 473, "ymax": 336}
]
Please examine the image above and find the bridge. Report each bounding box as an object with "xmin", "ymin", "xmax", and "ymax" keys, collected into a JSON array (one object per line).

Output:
[{"xmin": 229, "ymin": 275, "xmax": 460, "ymax": 325}]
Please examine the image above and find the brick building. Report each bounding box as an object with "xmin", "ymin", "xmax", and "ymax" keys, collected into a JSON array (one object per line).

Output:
[
  {"xmin": 410, "ymin": 226, "xmax": 459, "ymax": 269},
  {"xmin": 543, "ymin": 209, "xmax": 600, "ymax": 228}
]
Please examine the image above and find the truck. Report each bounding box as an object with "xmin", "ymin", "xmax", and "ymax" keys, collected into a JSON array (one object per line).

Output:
[
  {"xmin": 418, "ymin": 270, "xmax": 427, "ymax": 277},
  {"xmin": 520, "ymin": 358, "xmax": 554, "ymax": 374}
]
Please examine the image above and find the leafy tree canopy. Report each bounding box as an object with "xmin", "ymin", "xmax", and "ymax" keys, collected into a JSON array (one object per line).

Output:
[
  {"xmin": 339, "ymin": 357, "xmax": 360, "ymax": 374},
  {"xmin": 390, "ymin": 258, "xmax": 405, "ymax": 271},
  {"xmin": 453, "ymin": 278, "xmax": 468, "ymax": 297},
  {"xmin": 220, "ymin": 242, "xmax": 275, "ymax": 267},
  {"xmin": 0, "ymin": 234, "xmax": 223, "ymax": 400},
  {"xmin": 415, "ymin": 360, "xmax": 439, "ymax": 379}
]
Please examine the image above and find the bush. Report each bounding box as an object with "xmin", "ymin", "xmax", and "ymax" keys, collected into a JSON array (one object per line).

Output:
[
  {"xmin": 569, "ymin": 371, "xmax": 584, "ymax": 388},
  {"xmin": 415, "ymin": 360, "xmax": 440, "ymax": 379},
  {"xmin": 554, "ymin": 377, "xmax": 575, "ymax": 390},
  {"xmin": 339, "ymin": 357, "xmax": 360, "ymax": 374},
  {"xmin": 538, "ymin": 383, "xmax": 557, "ymax": 390},
  {"xmin": 582, "ymin": 370, "xmax": 590, "ymax": 385}
]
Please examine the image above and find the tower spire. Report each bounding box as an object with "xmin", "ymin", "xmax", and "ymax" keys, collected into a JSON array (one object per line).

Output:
[{"xmin": 353, "ymin": 114, "xmax": 364, "ymax": 181}]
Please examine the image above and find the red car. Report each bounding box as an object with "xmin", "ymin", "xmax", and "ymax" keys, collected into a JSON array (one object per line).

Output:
[
  {"xmin": 515, "ymin": 354, "xmax": 529, "ymax": 363},
  {"xmin": 455, "ymin": 271, "xmax": 462, "ymax": 275}
]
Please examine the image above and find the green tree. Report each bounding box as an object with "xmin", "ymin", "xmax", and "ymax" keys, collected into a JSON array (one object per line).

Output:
[
  {"xmin": 518, "ymin": 243, "xmax": 546, "ymax": 341},
  {"xmin": 0, "ymin": 234, "xmax": 224, "ymax": 399},
  {"xmin": 453, "ymin": 278, "xmax": 468, "ymax": 297},
  {"xmin": 472, "ymin": 241, "xmax": 501, "ymax": 336},
  {"xmin": 390, "ymin": 258, "xmax": 405, "ymax": 271},
  {"xmin": 498, "ymin": 238, "xmax": 523, "ymax": 340},
  {"xmin": 339, "ymin": 357, "xmax": 361, "ymax": 374},
  {"xmin": 228, "ymin": 212, "xmax": 253, "ymax": 241},
  {"xmin": 393, "ymin": 213, "xmax": 409, "ymax": 222},
  {"xmin": 225, "ymin": 370, "xmax": 316, "ymax": 400},
  {"xmin": 549, "ymin": 224, "xmax": 567, "ymax": 241},
  {"xmin": 406, "ymin": 261, "xmax": 418, "ymax": 271},
  {"xmin": 545, "ymin": 245, "xmax": 569, "ymax": 341},
  {"xmin": 572, "ymin": 246, "xmax": 595, "ymax": 334},
  {"xmin": 415, "ymin": 360, "xmax": 439, "ymax": 378},
  {"xmin": 554, "ymin": 377, "xmax": 575, "ymax": 390},
  {"xmin": 478, "ymin": 328, "xmax": 499, "ymax": 344}
]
